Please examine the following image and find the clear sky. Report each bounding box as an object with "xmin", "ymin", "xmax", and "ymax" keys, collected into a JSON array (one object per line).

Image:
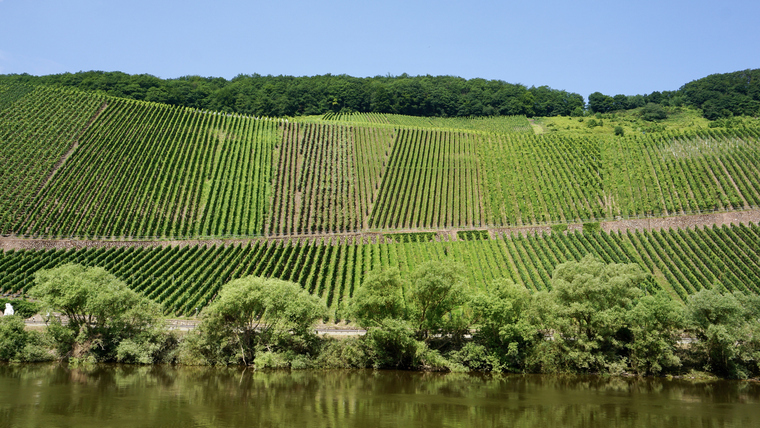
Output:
[{"xmin": 1, "ymin": 0, "xmax": 758, "ymax": 100}]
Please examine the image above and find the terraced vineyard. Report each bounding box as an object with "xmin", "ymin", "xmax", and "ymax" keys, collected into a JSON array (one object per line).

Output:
[
  {"xmin": 3, "ymin": 84, "xmax": 760, "ymax": 317},
  {"xmin": 0, "ymin": 86, "xmax": 107, "ymax": 233},
  {"xmin": 267, "ymin": 122, "xmax": 395, "ymax": 235},
  {"xmin": 5, "ymin": 96, "xmax": 279, "ymax": 238},
  {"xmin": 3, "ymin": 85, "xmax": 760, "ymax": 238},
  {"xmin": 2, "ymin": 223, "xmax": 759, "ymax": 317},
  {"xmin": 370, "ymin": 129, "xmax": 483, "ymax": 229}
]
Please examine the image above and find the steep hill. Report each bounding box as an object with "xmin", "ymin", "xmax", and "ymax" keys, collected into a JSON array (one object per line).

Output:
[
  {"xmin": 2, "ymin": 85, "xmax": 760, "ymax": 239},
  {"xmin": 2, "ymin": 83, "xmax": 760, "ymax": 318}
]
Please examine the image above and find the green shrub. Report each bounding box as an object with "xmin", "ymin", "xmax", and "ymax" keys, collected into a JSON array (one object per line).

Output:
[
  {"xmin": 316, "ymin": 337, "xmax": 369, "ymax": 369},
  {"xmin": 364, "ymin": 319, "xmax": 420, "ymax": 369},
  {"xmin": 550, "ymin": 224, "xmax": 568, "ymax": 233},
  {"xmin": 0, "ymin": 316, "xmax": 28, "ymax": 361},
  {"xmin": 582, "ymin": 222, "xmax": 601, "ymax": 233}
]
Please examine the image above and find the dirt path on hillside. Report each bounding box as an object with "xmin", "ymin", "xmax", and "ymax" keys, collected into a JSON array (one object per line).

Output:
[{"xmin": 2, "ymin": 209, "xmax": 760, "ymax": 251}]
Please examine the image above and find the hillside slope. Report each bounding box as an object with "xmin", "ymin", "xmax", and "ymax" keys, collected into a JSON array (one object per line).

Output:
[{"xmin": 3, "ymin": 85, "xmax": 760, "ymax": 239}]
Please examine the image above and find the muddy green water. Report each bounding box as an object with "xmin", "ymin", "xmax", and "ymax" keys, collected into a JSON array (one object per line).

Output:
[{"xmin": 1, "ymin": 364, "xmax": 758, "ymax": 428}]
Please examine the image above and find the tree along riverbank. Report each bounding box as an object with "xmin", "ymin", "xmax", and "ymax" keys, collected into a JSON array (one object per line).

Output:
[{"xmin": 1, "ymin": 258, "xmax": 759, "ymax": 379}]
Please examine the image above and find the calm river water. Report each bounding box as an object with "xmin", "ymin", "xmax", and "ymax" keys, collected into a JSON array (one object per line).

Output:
[{"xmin": 1, "ymin": 364, "xmax": 758, "ymax": 427}]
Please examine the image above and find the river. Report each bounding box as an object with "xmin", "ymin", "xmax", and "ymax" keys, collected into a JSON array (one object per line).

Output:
[{"xmin": 1, "ymin": 364, "xmax": 758, "ymax": 427}]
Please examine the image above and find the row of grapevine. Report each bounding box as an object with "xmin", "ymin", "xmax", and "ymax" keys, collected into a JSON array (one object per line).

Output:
[
  {"xmin": 3, "ymin": 223, "xmax": 759, "ymax": 317},
  {"xmin": 369, "ymin": 129, "xmax": 482, "ymax": 229},
  {"xmin": 603, "ymin": 129, "xmax": 760, "ymax": 218},
  {"xmin": 11, "ymin": 94, "xmax": 278, "ymax": 238},
  {"xmin": 0, "ymin": 83, "xmax": 36, "ymax": 112},
  {"xmin": 478, "ymin": 132, "xmax": 604, "ymax": 225},
  {"xmin": 319, "ymin": 112, "xmax": 533, "ymax": 134},
  {"xmin": 267, "ymin": 122, "xmax": 395, "ymax": 235},
  {"xmin": 477, "ymin": 129, "xmax": 760, "ymax": 227},
  {"xmin": 0, "ymin": 86, "xmax": 106, "ymax": 234}
]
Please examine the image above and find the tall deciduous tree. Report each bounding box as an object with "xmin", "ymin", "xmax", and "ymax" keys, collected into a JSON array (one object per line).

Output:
[
  {"xmin": 529, "ymin": 255, "xmax": 647, "ymax": 373},
  {"xmin": 350, "ymin": 267, "xmax": 405, "ymax": 327},
  {"xmin": 31, "ymin": 263, "xmax": 169, "ymax": 363},
  {"xmin": 188, "ymin": 276, "xmax": 326, "ymax": 365},
  {"xmin": 408, "ymin": 261, "xmax": 467, "ymax": 340}
]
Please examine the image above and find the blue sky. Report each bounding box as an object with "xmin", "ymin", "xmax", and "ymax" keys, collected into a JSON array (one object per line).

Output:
[{"xmin": 1, "ymin": 0, "xmax": 758, "ymax": 100}]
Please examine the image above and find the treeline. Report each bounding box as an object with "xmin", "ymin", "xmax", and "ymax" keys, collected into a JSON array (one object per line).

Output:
[
  {"xmin": 3, "ymin": 258, "xmax": 759, "ymax": 379},
  {"xmin": 588, "ymin": 69, "xmax": 760, "ymax": 120},
  {"xmin": 0, "ymin": 72, "xmax": 584, "ymax": 117},
  {"xmin": 3, "ymin": 68, "xmax": 758, "ymax": 120}
]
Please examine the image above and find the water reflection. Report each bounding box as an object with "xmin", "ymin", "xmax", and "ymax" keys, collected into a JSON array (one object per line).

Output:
[{"xmin": 1, "ymin": 364, "xmax": 758, "ymax": 427}]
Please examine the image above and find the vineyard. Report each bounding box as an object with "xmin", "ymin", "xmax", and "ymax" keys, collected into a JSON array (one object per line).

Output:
[
  {"xmin": 0, "ymin": 86, "xmax": 107, "ymax": 234},
  {"xmin": 2, "ymin": 85, "xmax": 760, "ymax": 238},
  {"xmin": 2, "ymin": 223, "xmax": 759, "ymax": 318},
  {"xmin": 3, "ymin": 84, "xmax": 760, "ymax": 317},
  {"xmin": 317, "ymin": 112, "xmax": 535, "ymax": 133},
  {"xmin": 3, "ymin": 93, "xmax": 279, "ymax": 238}
]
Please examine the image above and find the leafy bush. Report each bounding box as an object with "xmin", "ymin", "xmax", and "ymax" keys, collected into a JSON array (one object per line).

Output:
[
  {"xmin": 582, "ymin": 222, "xmax": 601, "ymax": 233},
  {"xmin": 31, "ymin": 263, "xmax": 171, "ymax": 363},
  {"xmin": 641, "ymin": 103, "xmax": 667, "ymax": 121},
  {"xmin": 685, "ymin": 288, "xmax": 760, "ymax": 378},
  {"xmin": 186, "ymin": 276, "xmax": 326, "ymax": 366},
  {"xmin": 0, "ymin": 316, "xmax": 54, "ymax": 362}
]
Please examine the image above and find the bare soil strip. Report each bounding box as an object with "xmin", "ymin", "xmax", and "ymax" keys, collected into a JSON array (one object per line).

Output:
[{"xmin": 2, "ymin": 208, "xmax": 759, "ymax": 252}]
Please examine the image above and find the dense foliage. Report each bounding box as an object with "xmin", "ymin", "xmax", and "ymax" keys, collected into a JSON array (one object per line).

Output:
[
  {"xmin": 0, "ymin": 72, "xmax": 584, "ymax": 118},
  {"xmin": 2, "ymin": 258, "xmax": 759, "ymax": 378},
  {"xmin": 588, "ymin": 69, "xmax": 760, "ymax": 119},
  {"xmin": 4, "ymin": 68, "xmax": 758, "ymax": 120},
  {"xmin": 30, "ymin": 264, "xmax": 173, "ymax": 363},
  {"xmin": 180, "ymin": 276, "xmax": 325, "ymax": 366}
]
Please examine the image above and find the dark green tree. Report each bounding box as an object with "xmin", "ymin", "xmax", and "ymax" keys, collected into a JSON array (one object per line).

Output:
[
  {"xmin": 31, "ymin": 263, "xmax": 170, "ymax": 363},
  {"xmin": 184, "ymin": 276, "xmax": 326, "ymax": 366},
  {"xmin": 350, "ymin": 267, "xmax": 405, "ymax": 327},
  {"xmin": 685, "ymin": 288, "xmax": 760, "ymax": 378},
  {"xmin": 588, "ymin": 92, "xmax": 614, "ymax": 113},
  {"xmin": 528, "ymin": 255, "xmax": 647, "ymax": 373},
  {"xmin": 408, "ymin": 261, "xmax": 468, "ymax": 341}
]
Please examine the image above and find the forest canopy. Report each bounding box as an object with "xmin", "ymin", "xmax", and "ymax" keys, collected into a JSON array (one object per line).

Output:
[
  {"xmin": 1, "ymin": 68, "xmax": 757, "ymax": 119},
  {"xmin": 0, "ymin": 72, "xmax": 583, "ymax": 118}
]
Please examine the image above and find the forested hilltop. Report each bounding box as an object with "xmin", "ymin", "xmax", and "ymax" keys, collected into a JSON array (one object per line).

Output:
[
  {"xmin": 588, "ymin": 69, "xmax": 760, "ymax": 120},
  {"xmin": 0, "ymin": 72, "xmax": 583, "ymax": 118},
  {"xmin": 2, "ymin": 69, "xmax": 758, "ymax": 119}
]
